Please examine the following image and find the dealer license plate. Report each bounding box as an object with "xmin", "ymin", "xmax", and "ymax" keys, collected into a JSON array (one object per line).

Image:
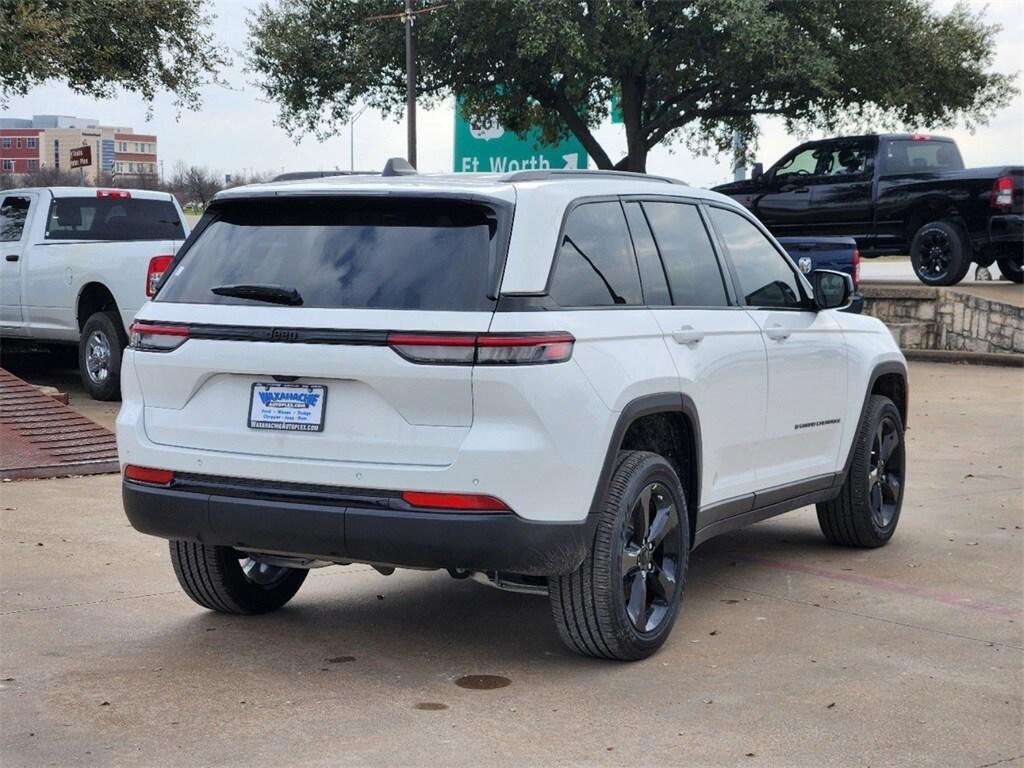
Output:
[{"xmin": 247, "ymin": 383, "xmax": 327, "ymax": 432}]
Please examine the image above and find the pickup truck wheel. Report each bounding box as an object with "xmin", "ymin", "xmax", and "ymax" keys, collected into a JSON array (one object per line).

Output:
[
  {"xmin": 169, "ymin": 541, "xmax": 308, "ymax": 614},
  {"xmin": 817, "ymin": 395, "xmax": 905, "ymax": 548},
  {"xmin": 910, "ymin": 221, "xmax": 972, "ymax": 286},
  {"xmin": 549, "ymin": 450, "xmax": 689, "ymax": 660},
  {"xmin": 78, "ymin": 311, "xmax": 126, "ymax": 401},
  {"xmin": 996, "ymin": 254, "xmax": 1023, "ymax": 283}
]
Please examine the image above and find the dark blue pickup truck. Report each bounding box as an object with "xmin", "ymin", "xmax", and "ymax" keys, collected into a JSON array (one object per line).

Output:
[{"xmin": 778, "ymin": 236, "xmax": 863, "ymax": 313}]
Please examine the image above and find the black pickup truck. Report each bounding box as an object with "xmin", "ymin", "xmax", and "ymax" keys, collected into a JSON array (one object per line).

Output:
[{"xmin": 713, "ymin": 134, "xmax": 1023, "ymax": 286}]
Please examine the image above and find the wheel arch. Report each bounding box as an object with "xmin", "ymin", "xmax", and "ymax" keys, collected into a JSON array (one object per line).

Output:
[
  {"xmin": 589, "ymin": 393, "xmax": 702, "ymax": 546},
  {"xmin": 904, "ymin": 199, "xmax": 967, "ymax": 248},
  {"xmin": 76, "ymin": 282, "xmax": 120, "ymax": 333},
  {"xmin": 839, "ymin": 360, "xmax": 909, "ymax": 483}
]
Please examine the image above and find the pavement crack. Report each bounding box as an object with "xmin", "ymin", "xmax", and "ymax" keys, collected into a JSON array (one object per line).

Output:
[
  {"xmin": 703, "ymin": 580, "xmax": 1024, "ymax": 650},
  {"xmin": 975, "ymin": 755, "xmax": 1024, "ymax": 768},
  {"xmin": 0, "ymin": 590, "xmax": 180, "ymax": 616}
]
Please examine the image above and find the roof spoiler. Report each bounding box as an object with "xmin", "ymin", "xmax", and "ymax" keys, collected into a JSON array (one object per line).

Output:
[{"xmin": 382, "ymin": 157, "xmax": 417, "ymax": 177}]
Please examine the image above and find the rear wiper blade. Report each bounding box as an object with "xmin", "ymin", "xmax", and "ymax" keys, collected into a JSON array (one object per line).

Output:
[{"xmin": 211, "ymin": 284, "xmax": 303, "ymax": 306}]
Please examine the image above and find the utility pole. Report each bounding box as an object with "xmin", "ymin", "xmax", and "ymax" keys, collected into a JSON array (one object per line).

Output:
[
  {"xmin": 404, "ymin": 0, "xmax": 417, "ymax": 167},
  {"xmin": 350, "ymin": 104, "xmax": 368, "ymax": 171}
]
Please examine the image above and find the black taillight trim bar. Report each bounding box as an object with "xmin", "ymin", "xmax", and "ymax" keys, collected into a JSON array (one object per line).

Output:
[{"xmin": 128, "ymin": 322, "xmax": 574, "ymax": 364}]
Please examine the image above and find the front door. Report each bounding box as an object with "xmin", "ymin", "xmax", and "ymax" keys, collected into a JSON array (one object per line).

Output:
[
  {"xmin": 0, "ymin": 193, "xmax": 33, "ymax": 334},
  {"xmin": 706, "ymin": 204, "xmax": 848, "ymax": 491},
  {"xmin": 623, "ymin": 200, "xmax": 768, "ymax": 508}
]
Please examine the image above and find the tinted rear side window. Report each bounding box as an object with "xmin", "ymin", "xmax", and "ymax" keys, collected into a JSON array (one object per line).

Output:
[
  {"xmin": 157, "ymin": 197, "xmax": 505, "ymax": 311},
  {"xmin": 45, "ymin": 197, "xmax": 184, "ymax": 241},
  {"xmin": 642, "ymin": 202, "xmax": 728, "ymax": 307},
  {"xmin": 548, "ymin": 201, "xmax": 642, "ymax": 307}
]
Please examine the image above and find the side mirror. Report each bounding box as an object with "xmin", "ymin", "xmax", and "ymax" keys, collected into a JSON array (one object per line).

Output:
[
  {"xmin": 751, "ymin": 162, "xmax": 764, "ymax": 183},
  {"xmin": 811, "ymin": 269, "xmax": 854, "ymax": 311}
]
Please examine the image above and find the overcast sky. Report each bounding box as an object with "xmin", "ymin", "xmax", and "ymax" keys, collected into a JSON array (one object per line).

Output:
[{"xmin": 3, "ymin": 0, "xmax": 1022, "ymax": 187}]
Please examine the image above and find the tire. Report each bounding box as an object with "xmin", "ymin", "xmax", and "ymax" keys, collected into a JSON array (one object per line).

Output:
[
  {"xmin": 169, "ymin": 541, "xmax": 308, "ymax": 614},
  {"xmin": 996, "ymin": 254, "xmax": 1023, "ymax": 284},
  {"xmin": 817, "ymin": 395, "xmax": 906, "ymax": 548},
  {"xmin": 910, "ymin": 221, "xmax": 972, "ymax": 286},
  {"xmin": 549, "ymin": 450, "xmax": 690, "ymax": 660},
  {"xmin": 78, "ymin": 311, "xmax": 126, "ymax": 401}
]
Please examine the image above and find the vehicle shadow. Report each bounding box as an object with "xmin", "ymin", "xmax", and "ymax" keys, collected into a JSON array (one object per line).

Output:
[{"xmin": 132, "ymin": 516, "xmax": 841, "ymax": 676}]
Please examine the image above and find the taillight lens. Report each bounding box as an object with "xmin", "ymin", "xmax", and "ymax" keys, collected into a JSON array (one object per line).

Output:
[
  {"xmin": 387, "ymin": 332, "xmax": 574, "ymax": 365},
  {"xmin": 401, "ymin": 491, "xmax": 509, "ymax": 511},
  {"xmin": 124, "ymin": 465, "xmax": 175, "ymax": 485},
  {"xmin": 97, "ymin": 189, "xmax": 131, "ymax": 199},
  {"xmin": 129, "ymin": 321, "xmax": 190, "ymax": 352},
  {"xmin": 146, "ymin": 255, "xmax": 175, "ymax": 297},
  {"xmin": 853, "ymin": 249, "xmax": 861, "ymax": 287},
  {"xmin": 992, "ymin": 176, "xmax": 1013, "ymax": 209}
]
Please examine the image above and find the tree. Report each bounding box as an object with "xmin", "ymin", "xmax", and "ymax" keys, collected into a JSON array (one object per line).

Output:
[
  {"xmin": 0, "ymin": 0, "xmax": 227, "ymax": 109},
  {"xmin": 247, "ymin": 0, "xmax": 1016, "ymax": 172}
]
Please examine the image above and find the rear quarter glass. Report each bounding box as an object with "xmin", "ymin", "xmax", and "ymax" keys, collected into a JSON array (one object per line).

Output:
[{"xmin": 157, "ymin": 197, "xmax": 509, "ymax": 312}]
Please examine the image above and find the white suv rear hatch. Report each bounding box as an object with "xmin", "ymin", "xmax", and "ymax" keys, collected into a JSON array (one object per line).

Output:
[{"xmin": 131, "ymin": 195, "xmax": 510, "ymax": 467}]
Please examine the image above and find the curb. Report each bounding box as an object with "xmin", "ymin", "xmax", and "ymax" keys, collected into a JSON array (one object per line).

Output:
[{"xmin": 903, "ymin": 349, "xmax": 1024, "ymax": 368}]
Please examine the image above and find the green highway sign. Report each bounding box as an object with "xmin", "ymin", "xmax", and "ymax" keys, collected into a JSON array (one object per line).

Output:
[{"xmin": 453, "ymin": 104, "xmax": 588, "ymax": 173}]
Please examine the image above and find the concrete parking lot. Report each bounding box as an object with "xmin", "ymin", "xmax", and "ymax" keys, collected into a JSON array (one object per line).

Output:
[{"xmin": 1, "ymin": 361, "xmax": 1022, "ymax": 767}]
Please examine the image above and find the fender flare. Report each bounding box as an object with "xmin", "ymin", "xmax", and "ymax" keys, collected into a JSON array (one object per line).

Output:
[
  {"xmin": 587, "ymin": 393, "xmax": 702, "ymax": 519},
  {"xmin": 836, "ymin": 359, "xmax": 908, "ymax": 486}
]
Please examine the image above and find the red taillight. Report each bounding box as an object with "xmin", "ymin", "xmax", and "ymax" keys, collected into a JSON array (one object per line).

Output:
[
  {"xmin": 401, "ymin": 491, "xmax": 509, "ymax": 511},
  {"xmin": 97, "ymin": 189, "xmax": 131, "ymax": 199},
  {"xmin": 991, "ymin": 176, "xmax": 1013, "ymax": 209},
  {"xmin": 387, "ymin": 332, "xmax": 574, "ymax": 365},
  {"xmin": 910, "ymin": 134, "xmax": 930, "ymax": 141},
  {"xmin": 124, "ymin": 465, "xmax": 175, "ymax": 485},
  {"xmin": 146, "ymin": 255, "xmax": 175, "ymax": 297},
  {"xmin": 129, "ymin": 321, "xmax": 190, "ymax": 352},
  {"xmin": 853, "ymin": 248, "xmax": 861, "ymax": 287}
]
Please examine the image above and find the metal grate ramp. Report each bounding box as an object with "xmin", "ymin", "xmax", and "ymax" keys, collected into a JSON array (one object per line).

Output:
[{"xmin": 0, "ymin": 368, "xmax": 118, "ymax": 480}]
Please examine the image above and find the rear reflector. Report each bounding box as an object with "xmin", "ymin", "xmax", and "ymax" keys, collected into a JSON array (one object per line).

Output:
[
  {"xmin": 97, "ymin": 189, "xmax": 131, "ymax": 199},
  {"xmin": 129, "ymin": 321, "xmax": 190, "ymax": 352},
  {"xmin": 146, "ymin": 255, "xmax": 175, "ymax": 297},
  {"xmin": 124, "ymin": 465, "xmax": 175, "ymax": 485},
  {"xmin": 401, "ymin": 491, "xmax": 510, "ymax": 511},
  {"xmin": 992, "ymin": 176, "xmax": 1013, "ymax": 209},
  {"xmin": 388, "ymin": 331, "xmax": 574, "ymax": 365}
]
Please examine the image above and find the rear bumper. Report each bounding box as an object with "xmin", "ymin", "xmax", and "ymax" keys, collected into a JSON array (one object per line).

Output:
[
  {"xmin": 988, "ymin": 214, "xmax": 1023, "ymax": 243},
  {"xmin": 123, "ymin": 476, "xmax": 593, "ymax": 576}
]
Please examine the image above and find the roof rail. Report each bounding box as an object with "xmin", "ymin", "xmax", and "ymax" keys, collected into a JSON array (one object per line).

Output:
[
  {"xmin": 382, "ymin": 157, "xmax": 417, "ymax": 177},
  {"xmin": 500, "ymin": 169, "xmax": 686, "ymax": 185}
]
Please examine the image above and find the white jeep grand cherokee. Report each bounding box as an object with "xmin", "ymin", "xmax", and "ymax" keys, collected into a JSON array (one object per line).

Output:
[{"xmin": 118, "ymin": 167, "xmax": 908, "ymax": 660}]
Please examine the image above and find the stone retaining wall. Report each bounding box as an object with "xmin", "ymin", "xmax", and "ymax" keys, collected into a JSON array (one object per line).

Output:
[{"xmin": 861, "ymin": 284, "xmax": 1024, "ymax": 354}]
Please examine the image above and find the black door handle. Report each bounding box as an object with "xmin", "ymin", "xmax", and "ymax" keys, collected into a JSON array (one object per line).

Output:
[{"xmin": 4, "ymin": 254, "xmax": 18, "ymax": 262}]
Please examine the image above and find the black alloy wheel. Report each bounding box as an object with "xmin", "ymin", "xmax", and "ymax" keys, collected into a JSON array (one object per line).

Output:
[
  {"xmin": 867, "ymin": 415, "xmax": 903, "ymax": 529},
  {"xmin": 621, "ymin": 482, "xmax": 682, "ymax": 634}
]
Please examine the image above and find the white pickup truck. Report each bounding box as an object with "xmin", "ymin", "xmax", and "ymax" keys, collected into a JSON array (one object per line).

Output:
[{"xmin": 0, "ymin": 187, "xmax": 189, "ymax": 399}]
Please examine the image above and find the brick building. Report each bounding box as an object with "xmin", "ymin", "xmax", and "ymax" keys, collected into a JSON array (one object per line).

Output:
[{"xmin": 0, "ymin": 115, "xmax": 158, "ymax": 184}]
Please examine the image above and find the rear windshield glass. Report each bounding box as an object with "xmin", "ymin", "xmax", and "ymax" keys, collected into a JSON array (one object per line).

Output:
[
  {"xmin": 45, "ymin": 197, "xmax": 184, "ymax": 241},
  {"xmin": 882, "ymin": 140, "xmax": 963, "ymax": 175},
  {"xmin": 156, "ymin": 197, "xmax": 506, "ymax": 311}
]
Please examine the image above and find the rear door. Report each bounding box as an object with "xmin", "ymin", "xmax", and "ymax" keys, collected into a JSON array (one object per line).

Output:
[
  {"xmin": 132, "ymin": 195, "xmax": 508, "ymax": 467},
  {"xmin": 623, "ymin": 199, "xmax": 768, "ymax": 509},
  {"xmin": 805, "ymin": 137, "xmax": 878, "ymax": 243},
  {"xmin": 707, "ymin": 205, "xmax": 848, "ymax": 490},
  {"xmin": 0, "ymin": 192, "xmax": 34, "ymax": 334}
]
